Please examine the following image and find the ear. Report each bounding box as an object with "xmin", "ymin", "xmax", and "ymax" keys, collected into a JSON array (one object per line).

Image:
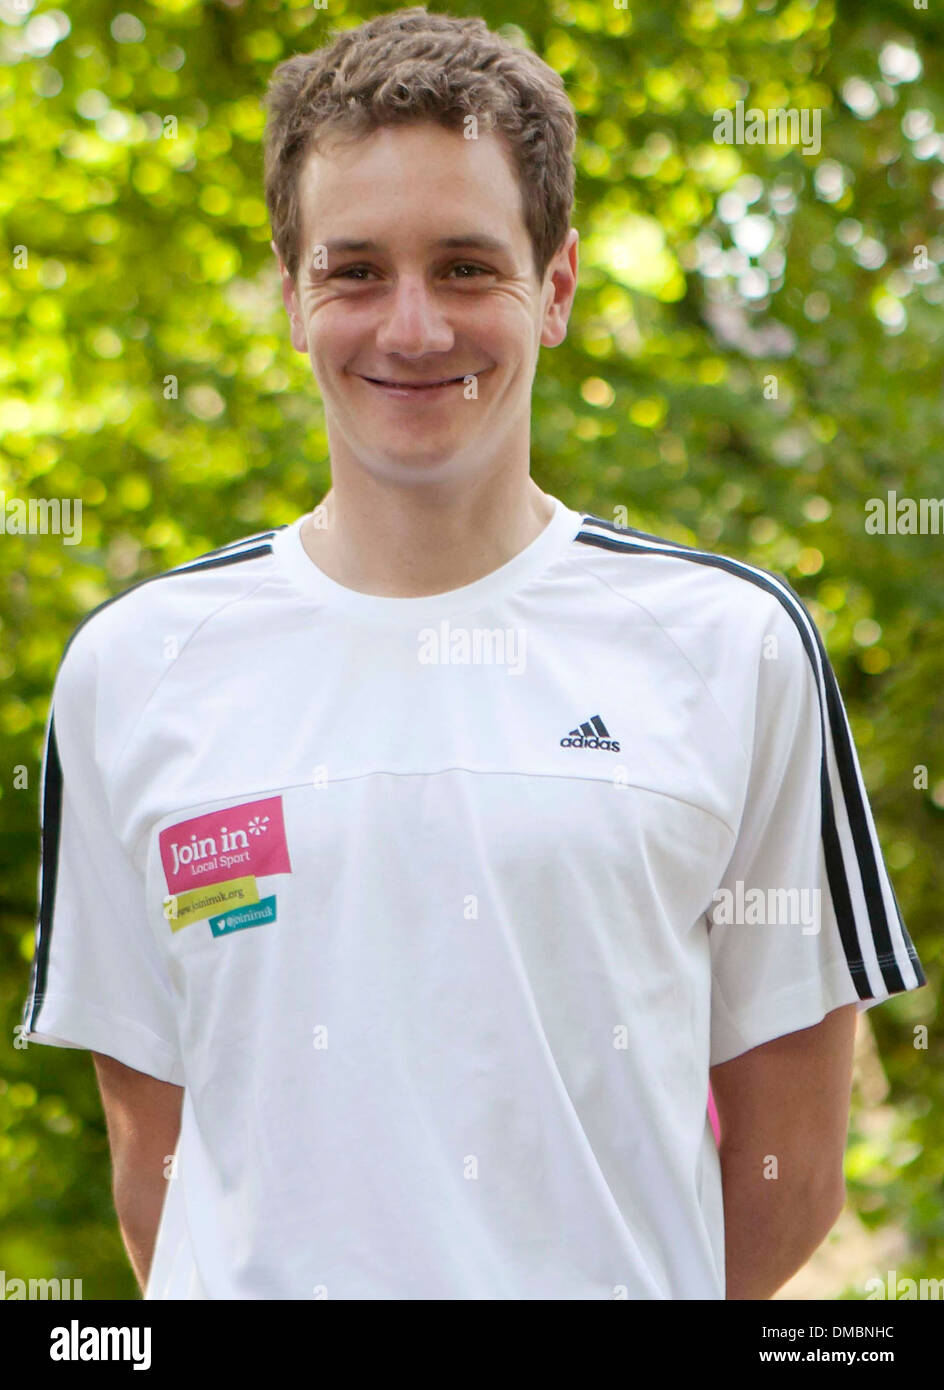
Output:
[
  {"xmin": 540, "ymin": 228, "xmax": 579, "ymax": 350},
  {"xmin": 272, "ymin": 243, "xmax": 308, "ymax": 354}
]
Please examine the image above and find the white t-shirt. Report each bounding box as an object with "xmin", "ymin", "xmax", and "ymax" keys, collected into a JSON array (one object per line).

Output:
[{"xmin": 20, "ymin": 492, "xmax": 925, "ymax": 1300}]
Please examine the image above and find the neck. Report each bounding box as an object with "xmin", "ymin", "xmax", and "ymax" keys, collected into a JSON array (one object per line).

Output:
[{"xmin": 300, "ymin": 471, "xmax": 554, "ymax": 599}]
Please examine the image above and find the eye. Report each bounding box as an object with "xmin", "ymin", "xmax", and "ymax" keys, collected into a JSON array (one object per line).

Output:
[{"xmin": 332, "ymin": 263, "xmax": 492, "ymax": 282}]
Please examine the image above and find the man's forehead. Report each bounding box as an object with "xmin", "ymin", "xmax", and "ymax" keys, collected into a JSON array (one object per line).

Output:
[
  {"xmin": 294, "ymin": 142, "xmax": 528, "ymax": 264},
  {"xmin": 300, "ymin": 119, "xmax": 516, "ymax": 175},
  {"xmin": 294, "ymin": 123, "xmax": 527, "ymax": 240}
]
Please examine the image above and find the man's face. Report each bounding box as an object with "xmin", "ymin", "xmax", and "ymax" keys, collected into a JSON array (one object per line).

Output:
[{"xmin": 274, "ymin": 121, "xmax": 577, "ymax": 487}]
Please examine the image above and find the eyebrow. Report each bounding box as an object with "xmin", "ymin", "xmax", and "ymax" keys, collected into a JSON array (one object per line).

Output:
[{"xmin": 319, "ymin": 234, "xmax": 513, "ymax": 255}]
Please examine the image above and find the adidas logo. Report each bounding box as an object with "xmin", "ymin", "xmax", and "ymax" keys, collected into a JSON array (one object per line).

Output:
[{"xmin": 560, "ymin": 715, "xmax": 620, "ymax": 752}]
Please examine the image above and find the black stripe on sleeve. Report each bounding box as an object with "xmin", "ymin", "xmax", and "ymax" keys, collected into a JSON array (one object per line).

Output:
[
  {"xmin": 22, "ymin": 712, "xmax": 63, "ymax": 1032},
  {"xmin": 574, "ymin": 518, "xmax": 925, "ymax": 998}
]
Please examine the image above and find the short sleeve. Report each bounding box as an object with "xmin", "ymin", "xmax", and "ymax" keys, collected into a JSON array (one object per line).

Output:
[
  {"xmin": 708, "ymin": 586, "xmax": 926, "ymax": 1067},
  {"xmin": 20, "ymin": 627, "xmax": 185, "ymax": 1085}
]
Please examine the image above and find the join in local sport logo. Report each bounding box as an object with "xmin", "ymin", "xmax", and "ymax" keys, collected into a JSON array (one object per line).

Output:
[{"xmin": 159, "ymin": 795, "xmax": 292, "ymax": 895}]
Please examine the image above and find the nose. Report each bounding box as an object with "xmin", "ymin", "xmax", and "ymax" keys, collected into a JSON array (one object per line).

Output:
[{"xmin": 374, "ymin": 275, "xmax": 455, "ymax": 358}]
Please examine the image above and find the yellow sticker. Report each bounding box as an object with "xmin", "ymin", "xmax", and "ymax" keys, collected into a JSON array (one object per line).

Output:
[{"xmin": 164, "ymin": 875, "xmax": 260, "ymax": 932}]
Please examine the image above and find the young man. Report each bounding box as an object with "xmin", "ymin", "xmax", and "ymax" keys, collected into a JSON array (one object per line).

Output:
[{"xmin": 21, "ymin": 8, "xmax": 925, "ymax": 1300}]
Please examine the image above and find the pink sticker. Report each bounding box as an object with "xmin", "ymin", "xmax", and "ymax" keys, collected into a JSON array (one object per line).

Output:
[{"xmin": 160, "ymin": 795, "xmax": 291, "ymax": 893}]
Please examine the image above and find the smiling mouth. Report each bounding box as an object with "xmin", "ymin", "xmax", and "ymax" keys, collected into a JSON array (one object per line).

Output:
[{"xmin": 360, "ymin": 372, "xmax": 480, "ymax": 390}]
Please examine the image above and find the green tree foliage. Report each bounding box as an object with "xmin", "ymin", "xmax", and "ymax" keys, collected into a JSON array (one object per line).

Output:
[{"xmin": 1, "ymin": 0, "xmax": 941, "ymax": 1297}]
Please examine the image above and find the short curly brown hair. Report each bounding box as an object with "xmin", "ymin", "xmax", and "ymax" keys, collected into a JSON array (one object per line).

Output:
[{"xmin": 262, "ymin": 7, "xmax": 577, "ymax": 286}]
